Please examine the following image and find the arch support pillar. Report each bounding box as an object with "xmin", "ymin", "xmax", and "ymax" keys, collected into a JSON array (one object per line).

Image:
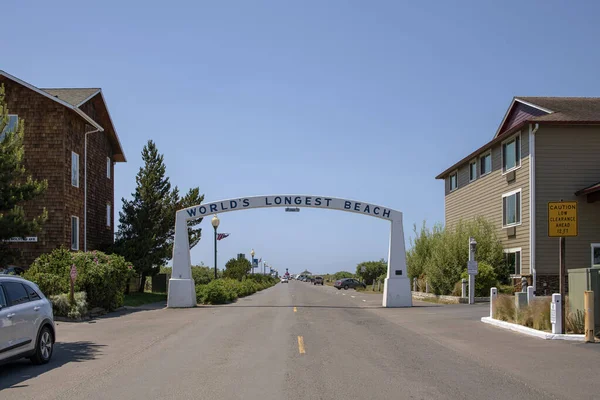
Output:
[{"xmin": 382, "ymin": 218, "xmax": 412, "ymax": 307}]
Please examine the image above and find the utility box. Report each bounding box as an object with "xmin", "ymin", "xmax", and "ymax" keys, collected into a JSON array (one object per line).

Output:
[{"xmin": 568, "ymin": 267, "xmax": 600, "ymax": 332}]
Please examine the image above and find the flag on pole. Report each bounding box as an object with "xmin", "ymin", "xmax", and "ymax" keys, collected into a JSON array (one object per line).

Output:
[{"xmin": 216, "ymin": 233, "xmax": 230, "ymax": 241}]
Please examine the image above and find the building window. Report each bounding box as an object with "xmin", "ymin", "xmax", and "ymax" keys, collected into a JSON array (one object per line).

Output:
[
  {"xmin": 480, "ymin": 152, "xmax": 491, "ymax": 176},
  {"xmin": 591, "ymin": 244, "xmax": 600, "ymax": 267},
  {"xmin": 0, "ymin": 115, "xmax": 18, "ymax": 141},
  {"xmin": 107, "ymin": 204, "xmax": 111, "ymax": 227},
  {"xmin": 71, "ymin": 216, "xmax": 79, "ymax": 250},
  {"xmin": 71, "ymin": 152, "xmax": 80, "ymax": 187},
  {"xmin": 504, "ymin": 248, "xmax": 522, "ymax": 276},
  {"xmin": 502, "ymin": 189, "xmax": 521, "ymax": 227},
  {"xmin": 107, "ymin": 157, "xmax": 111, "ymax": 179},
  {"xmin": 449, "ymin": 172, "xmax": 458, "ymax": 191},
  {"xmin": 502, "ymin": 134, "xmax": 521, "ymax": 172},
  {"xmin": 469, "ymin": 160, "xmax": 477, "ymax": 182}
]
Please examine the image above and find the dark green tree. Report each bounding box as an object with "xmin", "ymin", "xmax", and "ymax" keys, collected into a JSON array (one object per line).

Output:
[
  {"xmin": 223, "ymin": 256, "xmax": 251, "ymax": 280},
  {"xmin": 356, "ymin": 259, "xmax": 387, "ymax": 284},
  {"xmin": 0, "ymin": 84, "xmax": 47, "ymax": 264},
  {"xmin": 113, "ymin": 140, "xmax": 204, "ymax": 291}
]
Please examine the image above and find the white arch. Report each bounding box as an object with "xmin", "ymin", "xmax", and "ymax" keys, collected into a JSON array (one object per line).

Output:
[{"xmin": 167, "ymin": 195, "xmax": 412, "ymax": 308}]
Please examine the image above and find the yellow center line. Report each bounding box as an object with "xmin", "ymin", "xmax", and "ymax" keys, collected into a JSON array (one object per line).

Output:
[
  {"xmin": 297, "ymin": 336, "xmax": 306, "ymax": 354},
  {"xmin": 293, "ymin": 307, "xmax": 297, "ymax": 312}
]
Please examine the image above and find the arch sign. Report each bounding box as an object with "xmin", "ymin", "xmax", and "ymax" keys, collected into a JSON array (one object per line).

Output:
[{"xmin": 167, "ymin": 195, "xmax": 412, "ymax": 308}]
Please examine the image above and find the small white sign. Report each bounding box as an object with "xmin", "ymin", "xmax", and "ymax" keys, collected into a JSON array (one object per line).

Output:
[
  {"xmin": 467, "ymin": 260, "xmax": 478, "ymax": 275},
  {"xmin": 2, "ymin": 237, "xmax": 38, "ymax": 243},
  {"xmin": 550, "ymin": 303, "xmax": 556, "ymax": 324}
]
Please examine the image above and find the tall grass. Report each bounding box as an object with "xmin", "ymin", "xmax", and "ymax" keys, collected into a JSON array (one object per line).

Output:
[
  {"xmin": 566, "ymin": 309, "xmax": 585, "ymax": 334},
  {"xmin": 494, "ymin": 294, "xmax": 515, "ymax": 321},
  {"xmin": 494, "ymin": 295, "xmax": 551, "ymax": 331}
]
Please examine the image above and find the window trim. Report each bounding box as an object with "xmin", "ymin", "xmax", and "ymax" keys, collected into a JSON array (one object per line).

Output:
[
  {"xmin": 449, "ymin": 170, "xmax": 458, "ymax": 192},
  {"xmin": 469, "ymin": 159, "xmax": 477, "ymax": 183},
  {"xmin": 502, "ymin": 188, "xmax": 522, "ymax": 228},
  {"xmin": 504, "ymin": 247, "xmax": 522, "ymax": 277},
  {"xmin": 479, "ymin": 151, "xmax": 492, "ymax": 177},
  {"xmin": 501, "ymin": 132, "xmax": 521, "ymax": 174},
  {"xmin": 591, "ymin": 243, "xmax": 600, "ymax": 267},
  {"xmin": 107, "ymin": 157, "xmax": 111, "ymax": 179},
  {"xmin": 71, "ymin": 151, "xmax": 80, "ymax": 188},
  {"xmin": 71, "ymin": 216, "xmax": 80, "ymax": 251}
]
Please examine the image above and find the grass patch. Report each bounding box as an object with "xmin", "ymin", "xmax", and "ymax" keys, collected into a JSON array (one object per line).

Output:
[{"xmin": 124, "ymin": 292, "xmax": 167, "ymax": 307}]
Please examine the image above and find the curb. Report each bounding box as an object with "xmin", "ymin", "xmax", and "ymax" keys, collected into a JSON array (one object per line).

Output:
[{"xmin": 481, "ymin": 316, "xmax": 585, "ymax": 341}]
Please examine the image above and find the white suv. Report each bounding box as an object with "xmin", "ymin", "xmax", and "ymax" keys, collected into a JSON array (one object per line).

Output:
[{"xmin": 0, "ymin": 276, "xmax": 55, "ymax": 365}]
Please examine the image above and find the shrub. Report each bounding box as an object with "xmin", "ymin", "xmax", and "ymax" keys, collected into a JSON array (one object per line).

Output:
[
  {"xmin": 24, "ymin": 247, "xmax": 134, "ymax": 311},
  {"xmin": 333, "ymin": 271, "xmax": 354, "ymax": 280},
  {"xmin": 198, "ymin": 279, "xmax": 239, "ymax": 304},
  {"xmin": 49, "ymin": 291, "xmax": 88, "ymax": 319},
  {"xmin": 451, "ymin": 281, "xmax": 463, "ymax": 297},
  {"xmin": 498, "ymin": 284, "xmax": 515, "ymax": 295},
  {"xmin": 494, "ymin": 294, "xmax": 515, "ymax": 321},
  {"xmin": 460, "ymin": 261, "xmax": 497, "ymax": 297},
  {"xmin": 566, "ymin": 309, "xmax": 585, "ymax": 334},
  {"xmin": 408, "ymin": 218, "xmax": 505, "ymax": 295}
]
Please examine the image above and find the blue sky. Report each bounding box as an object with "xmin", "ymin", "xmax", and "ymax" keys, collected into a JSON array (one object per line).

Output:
[{"xmin": 3, "ymin": 0, "xmax": 600, "ymax": 274}]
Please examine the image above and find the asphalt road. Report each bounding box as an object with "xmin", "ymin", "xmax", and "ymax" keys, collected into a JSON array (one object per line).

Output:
[{"xmin": 1, "ymin": 281, "xmax": 600, "ymax": 400}]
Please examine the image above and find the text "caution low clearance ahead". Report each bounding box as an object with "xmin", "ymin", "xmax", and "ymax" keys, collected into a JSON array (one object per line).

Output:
[{"xmin": 548, "ymin": 201, "xmax": 578, "ymax": 237}]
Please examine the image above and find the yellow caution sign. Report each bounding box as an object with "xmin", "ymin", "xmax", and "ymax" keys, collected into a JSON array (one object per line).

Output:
[{"xmin": 548, "ymin": 201, "xmax": 578, "ymax": 237}]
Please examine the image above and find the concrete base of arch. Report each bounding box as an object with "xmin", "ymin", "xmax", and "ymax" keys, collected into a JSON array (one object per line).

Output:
[
  {"xmin": 167, "ymin": 278, "xmax": 197, "ymax": 308},
  {"xmin": 382, "ymin": 277, "xmax": 412, "ymax": 307}
]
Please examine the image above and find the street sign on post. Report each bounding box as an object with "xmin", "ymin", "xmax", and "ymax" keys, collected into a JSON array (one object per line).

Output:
[
  {"xmin": 548, "ymin": 201, "xmax": 578, "ymax": 237},
  {"xmin": 467, "ymin": 260, "xmax": 478, "ymax": 275},
  {"xmin": 548, "ymin": 200, "xmax": 577, "ymax": 333}
]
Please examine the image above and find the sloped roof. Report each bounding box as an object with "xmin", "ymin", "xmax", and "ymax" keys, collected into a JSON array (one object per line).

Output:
[
  {"xmin": 0, "ymin": 70, "xmax": 126, "ymax": 162},
  {"xmin": 42, "ymin": 88, "xmax": 100, "ymax": 107},
  {"xmin": 517, "ymin": 97, "xmax": 600, "ymax": 123},
  {"xmin": 436, "ymin": 97, "xmax": 600, "ymax": 179}
]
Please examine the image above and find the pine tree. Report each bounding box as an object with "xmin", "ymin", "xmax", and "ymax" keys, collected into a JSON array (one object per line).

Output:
[
  {"xmin": 0, "ymin": 84, "xmax": 48, "ymax": 264},
  {"xmin": 113, "ymin": 140, "xmax": 204, "ymax": 291}
]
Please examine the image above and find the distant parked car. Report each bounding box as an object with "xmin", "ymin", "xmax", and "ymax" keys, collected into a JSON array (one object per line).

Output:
[
  {"xmin": 0, "ymin": 275, "xmax": 55, "ymax": 365},
  {"xmin": 281, "ymin": 277, "xmax": 289, "ymax": 283},
  {"xmin": 313, "ymin": 276, "xmax": 324, "ymax": 286},
  {"xmin": 0, "ymin": 266, "xmax": 25, "ymax": 276},
  {"xmin": 334, "ymin": 278, "xmax": 366, "ymax": 290}
]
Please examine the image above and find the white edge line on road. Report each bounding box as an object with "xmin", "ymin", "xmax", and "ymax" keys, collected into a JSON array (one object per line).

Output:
[
  {"xmin": 480, "ymin": 317, "xmax": 585, "ymax": 341},
  {"xmin": 362, "ymin": 299, "xmax": 366, "ymax": 302},
  {"xmin": 351, "ymin": 296, "xmax": 355, "ymax": 298}
]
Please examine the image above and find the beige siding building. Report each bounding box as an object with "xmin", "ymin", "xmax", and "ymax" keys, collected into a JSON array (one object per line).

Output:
[{"xmin": 437, "ymin": 97, "xmax": 600, "ymax": 294}]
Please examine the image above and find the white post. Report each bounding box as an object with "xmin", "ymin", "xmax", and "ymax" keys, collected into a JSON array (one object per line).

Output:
[
  {"xmin": 413, "ymin": 277, "xmax": 417, "ymax": 292},
  {"xmin": 527, "ymin": 286, "xmax": 535, "ymax": 304},
  {"xmin": 551, "ymin": 293, "xmax": 562, "ymax": 334},
  {"xmin": 167, "ymin": 212, "xmax": 196, "ymax": 307},
  {"xmin": 461, "ymin": 278, "xmax": 467, "ymax": 298},
  {"xmin": 425, "ymin": 281, "xmax": 430, "ymax": 293},
  {"xmin": 490, "ymin": 287, "xmax": 498, "ymax": 318},
  {"xmin": 382, "ymin": 218, "xmax": 412, "ymax": 307}
]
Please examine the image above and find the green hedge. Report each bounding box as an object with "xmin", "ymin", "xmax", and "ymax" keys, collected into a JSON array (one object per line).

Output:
[
  {"xmin": 49, "ymin": 291, "xmax": 88, "ymax": 319},
  {"xmin": 24, "ymin": 248, "xmax": 134, "ymax": 311},
  {"xmin": 195, "ymin": 276, "xmax": 278, "ymax": 304}
]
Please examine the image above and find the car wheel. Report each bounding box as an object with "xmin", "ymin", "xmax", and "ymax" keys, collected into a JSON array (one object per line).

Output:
[
  {"xmin": 30, "ymin": 326, "xmax": 53, "ymax": 365},
  {"xmin": 344, "ymin": 285, "xmax": 349, "ymax": 290}
]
